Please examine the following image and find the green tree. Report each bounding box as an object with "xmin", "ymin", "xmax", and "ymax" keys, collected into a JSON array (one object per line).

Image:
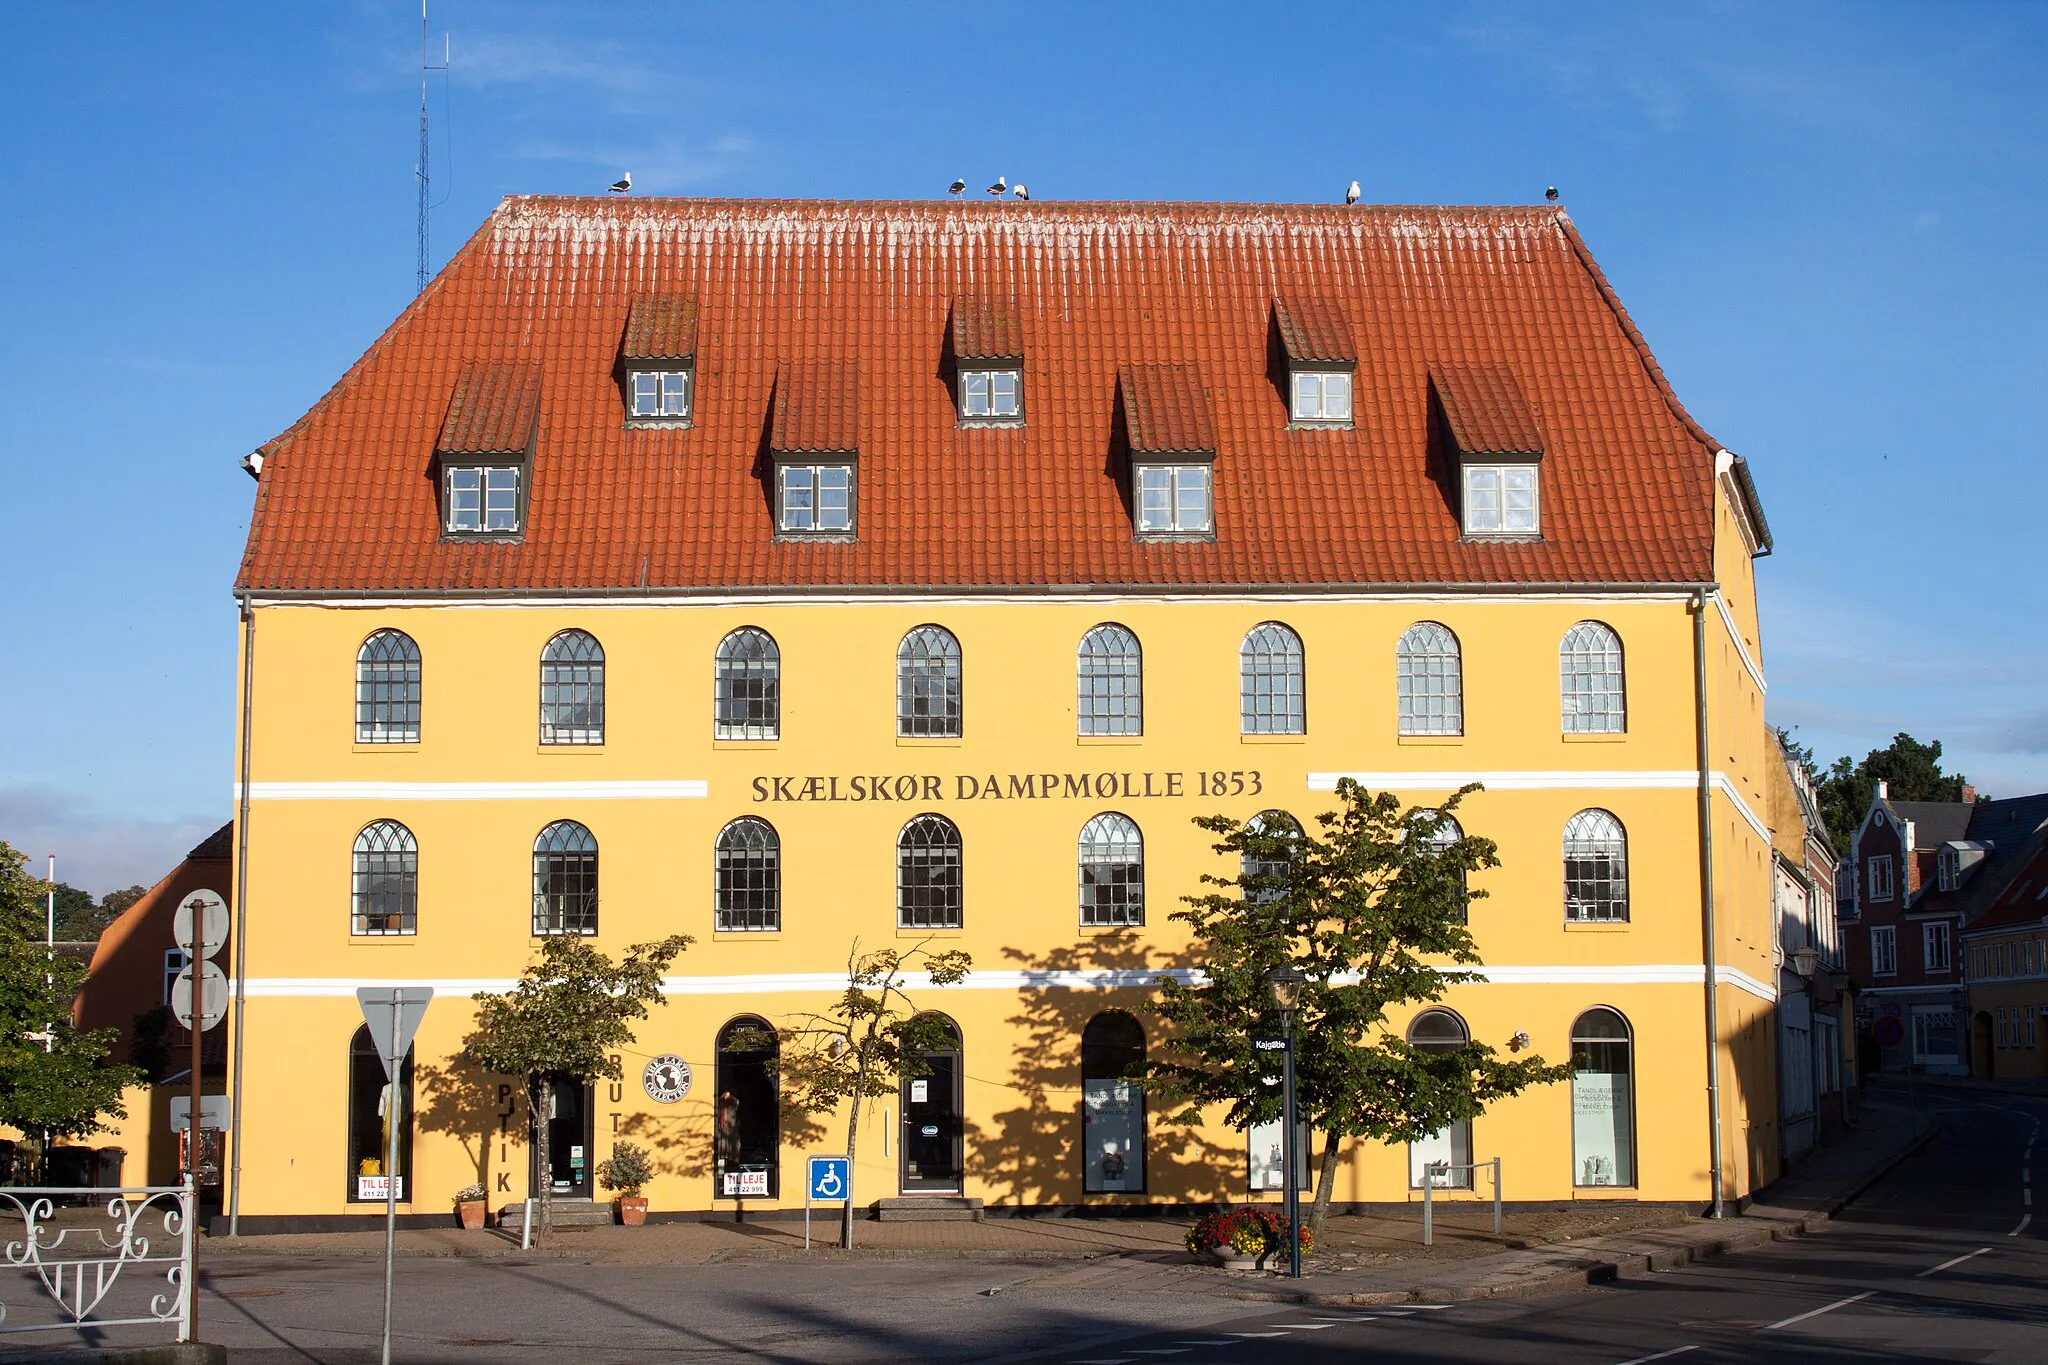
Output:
[
  {"xmin": 1145, "ymin": 781, "xmax": 1570, "ymax": 1239},
  {"xmin": 1812, "ymin": 732, "xmax": 1970, "ymax": 852},
  {"xmin": 771, "ymin": 940, "xmax": 970, "ymax": 1248},
  {"xmin": 0, "ymin": 843, "xmax": 141, "ymax": 1167},
  {"xmin": 462, "ymin": 934, "xmax": 689, "ymax": 1244}
]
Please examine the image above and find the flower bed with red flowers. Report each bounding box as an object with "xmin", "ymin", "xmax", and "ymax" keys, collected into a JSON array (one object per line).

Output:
[{"xmin": 1184, "ymin": 1205, "xmax": 1312, "ymax": 1265}]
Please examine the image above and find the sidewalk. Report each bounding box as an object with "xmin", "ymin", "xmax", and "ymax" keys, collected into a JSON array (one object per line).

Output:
[{"xmin": 202, "ymin": 1086, "xmax": 1935, "ymax": 1308}]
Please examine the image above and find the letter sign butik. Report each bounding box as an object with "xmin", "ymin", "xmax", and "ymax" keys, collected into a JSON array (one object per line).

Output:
[{"xmin": 643, "ymin": 1054, "xmax": 692, "ymax": 1103}]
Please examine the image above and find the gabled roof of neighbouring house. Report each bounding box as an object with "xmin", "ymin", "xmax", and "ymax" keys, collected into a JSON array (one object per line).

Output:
[{"xmin": 237, "ymin": 196, "xmax": 1762, "ymax": 594}]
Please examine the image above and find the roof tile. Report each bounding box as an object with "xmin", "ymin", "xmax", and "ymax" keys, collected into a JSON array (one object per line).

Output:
[
  {"xmin": 620, "ymin": 294, "xmax": 699, "ymax": 362},
  {"xmin": 1273, "ymin": 295, "xmax": 1356, "ymax": 365},
  {"xmin": 435, "ymin": 360, "xmax": 542, "ymax": 457},
  {"xmin": 1119, "ymin": 362, "xmax": 1216, "ymax": 456},
  {"xmin": 771, "ymin": 357, "xmax": 859, "ymax": 455},
  {"xmin": 1432, "ymin": 360, "xmax": 1545, "ymax": 459},
  {"xmin": 951, "ymin": 296, "xmax": 1024, "ymax": 362}
]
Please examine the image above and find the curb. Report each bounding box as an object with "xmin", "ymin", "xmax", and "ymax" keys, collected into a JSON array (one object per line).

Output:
[{"xmin": 1222, "ymin": 1118, "xmax": 1941, "ymax": 1307}]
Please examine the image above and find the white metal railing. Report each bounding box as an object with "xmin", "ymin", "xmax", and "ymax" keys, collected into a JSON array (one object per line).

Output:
[
  {"xmin": 1420, "ymin": 1158, "xmax": 1502, "ymax": 1246},
  {"xmin": 0, "ymin": 1179, "xmax": 193, "ymax": 1342}
]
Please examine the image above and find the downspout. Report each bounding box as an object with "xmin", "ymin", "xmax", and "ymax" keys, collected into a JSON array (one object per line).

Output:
[
  {"xmin": 227, "ymin": 596, "xmax": 255, "ymax": 1235},
  {"xmin": 1693, "ymin": 588, "xmax": 1726, "ymax": 1218}
]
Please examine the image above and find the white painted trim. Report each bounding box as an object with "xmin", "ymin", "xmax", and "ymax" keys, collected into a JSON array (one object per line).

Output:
[
  {"xmin": 238, "ymin": 780, "xmax": 708, "ymax": 802},
  {"xmin": 240, "ymin": 963, "xmax": 1773, "ymax": 998},
  {"xmin": 245, "ymin": 590, "xmax": 1703, "ymax": 611},
  {"xmin": 1305, "ymin": 769, "xmax": 1771, "ymax": 845},
  {"xmin": 1712, "ymin": 591, "xmax": 1768, "ymax": 696}
]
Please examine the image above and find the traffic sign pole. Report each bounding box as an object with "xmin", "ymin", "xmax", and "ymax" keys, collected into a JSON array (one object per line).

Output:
[
  {"xmin": 185, "ymin": 896, "xmax": 204, "ymax": 1340},
  {"xmin": 354, "ymin": 987, "xmax": 433, "ymax": 1365}
]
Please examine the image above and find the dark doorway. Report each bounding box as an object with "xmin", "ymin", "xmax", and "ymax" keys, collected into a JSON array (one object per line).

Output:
[
  {"xmin": 715, "ymin": 1016, "xmax": 780, "ymax": 1199},
  {"xmin": 1972, "ymin": 1012, "xmax": 1995, "ymax": 1078},
  {"xmin": 901, "ymin": 1015, "xmax": 963, "ymax": 1193},
  {"xmin": 537, "ymin": 1073, "xmax": 594, "ymax": 1199}
]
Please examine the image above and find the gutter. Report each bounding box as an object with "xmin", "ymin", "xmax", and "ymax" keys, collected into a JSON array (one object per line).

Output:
[
  {"xmin": 234, "ymin": 580, "xmax": 1722, "ymax": 604},
  {"xmin": 228, "ymin": 595, "xmax": 255, "ymax": 1235},
  {"xmin": 1693, "ymin": 588, "xmax": 1726, "ymax": 1218}
]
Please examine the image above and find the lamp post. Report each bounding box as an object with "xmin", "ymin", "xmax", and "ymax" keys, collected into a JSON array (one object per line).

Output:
[{"xmin": 1264, "ymin": 963, "xmax": 1305, "ymax": 1279}]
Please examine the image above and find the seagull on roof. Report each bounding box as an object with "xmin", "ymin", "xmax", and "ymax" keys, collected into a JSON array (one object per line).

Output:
[
  {"xmin": 608, "ymin": 172, "xmax": 632, "ymax": 194},
  {"xmin": 987, "ymin": 175, "xmax": 1007, "ymax": 196},
  {"xmin": 1012, "ymin": 183, "xmax": 1029, "ymax": 201},
  {"xmin": 1345, "ymin": 180, "xmax": 1361, "ymax": 205},
  {"xmin": 1545, "ymin": 185, "xmax": 1559, "ymax": 202},
  {"xmin": 949, "ymin": 177, "xmax": 966, "ymax": 196}
]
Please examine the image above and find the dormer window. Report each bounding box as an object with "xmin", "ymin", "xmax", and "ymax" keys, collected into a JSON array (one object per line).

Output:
[
  {"xmin": 950, "ymin": 296, "xmax": 1025, "ymax": 425},
  {"xmin": 1135, "ymin": 464, "xmax": 1212, "ymax": 535},
  {"xmin": 618, "ymin": 294, "xmax": 698, "ymax": 426},
  {"xmin": 1290, "ymin": 369, "xmax": 1352, "ymax": 423},
  {"xmin": 1273, "ymin": 296, "xmax": 1358, "ymax": 429},
  {"xmin": 778, "ymin": 463, "xmax": 854, "ymax": 533},
  {"xmin": 768, "ymin": 358, "xmax": 859, "ymax": 539},
  {"xmin": 1431, "ymin": 361, "xmax": 1545, "ymax": 541},
  {"xmin": 435, "ymin": 360, "xmax": 541, "ymax": 538},
  {"xmin": 1118, "ymin": 363, "xmax": 1218, "ymax": 541}
]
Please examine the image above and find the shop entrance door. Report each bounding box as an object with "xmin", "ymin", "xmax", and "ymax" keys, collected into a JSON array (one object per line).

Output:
[
  {"xmin": 900, "ymin": 1018, "xmax": 963, "ymax": 1193},
  {"xmin": 538, "ymin": 1073, "xmax": 594, "ymax": 1199}
]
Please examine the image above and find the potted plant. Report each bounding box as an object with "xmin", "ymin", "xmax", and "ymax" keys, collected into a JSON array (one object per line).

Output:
[
  {"xmin": 1185, "ymin": 1206, "xmax": 1312, "ymax": 1271},
  {"xmin": 597, "ymin": 1141, "xmax": 654, "ymax": 1226},
  {"xmin": 454, "ymin": 1183, "xmax": 488, "ymax": 1231}
]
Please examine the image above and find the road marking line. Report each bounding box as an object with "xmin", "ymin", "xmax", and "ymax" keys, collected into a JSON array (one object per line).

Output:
[
  {"xmin": 1614, "ymin": 1347, "xmax": 1699, "ymax": 1365},
  {"xmin": 1916, "ymin": 1247, "xmax": 1993, "ymax": 1278},
  {"xmin": 1127, "ymin": 1351, "xmax": 1190, "ymax": 1356},
  {"xmin": 2011, "ymin": 1214, "xmax": 2032, "ymax": 1237},
  {"xmin": 2026, "ymin": 1170, "xmax": 2033, "ymax": 1185},
  {"xmin": 1229, "ymin": 1331, "xmax": 1289, "ymax": 1338},
  {"xmin": 2025, "ymin": 1189, "xmax": 2033, "ymax": 1206},
  {"xmin": 1274, "ymin": 1323, "xmax": 1335, "ymax": 1329},
  {"xmin": 1765, "ymin": 1290, "xmax": 1875, "ymax": 1330},
  {"xmin": 1072, "ymin": 1358, "xmax": 1134, "ymax": 1363}
]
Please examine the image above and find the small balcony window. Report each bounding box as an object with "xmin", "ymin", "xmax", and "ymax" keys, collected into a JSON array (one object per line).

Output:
[
  {"xmin": 960, "ymin": 368, "xmax": 1022, "ymax": 421},
  {"xmin": 1134, "ymin": 464, "xmax": 1212, "ymax": 537},
  {"xmin": 445, "ymin": 465, "xmax": 520, "ymax": 534},
  {"xmin": 1290, "ymin": 369, "xmax": 1352, "ymax": 424},
  {"xmin": 778, "ymin": 463, "xmax": 855, "ymax": 535},
  {"xmin": 629, "ymin": 368, "xmax": 693, "ymax": 420},
  {"xmin": 1462, "ymin": 464, "xmax": 1538, "ymax": 536}
]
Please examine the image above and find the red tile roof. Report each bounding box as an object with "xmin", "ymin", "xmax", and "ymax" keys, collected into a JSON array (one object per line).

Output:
[
  {"xmin": 951, "ymin": 296, "xmax": 1024, "ymax": 362},
  {"xmin": 770, "ymin": 358, "xmax": 860, "ymax": 455},
  {"xmin": 1432, "ymin": 361, "xmax": 1545, "ymax": 460},
  {"xmin": 621, "ymin": 294, "xmax": 699, "ymax": 362},
  {"xmin": 1273, "ymin": 295, "xmax": 1356, "ymax": 365},
  {"xmin": 1119, "ymin": 363, "xmax": 1216, "ymax": 456},
  {"xmin": 239, "ymin": 197, "xmax": 1743, "ymax": 593},
  {"xmin": 435, "ymin": 360, "xmax": 542, "ymax": 456}
]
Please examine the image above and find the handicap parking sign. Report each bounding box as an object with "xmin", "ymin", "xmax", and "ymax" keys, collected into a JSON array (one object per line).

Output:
[{"xmin": 808, "ymin": 1155, "xmax": 851, "ymax": 1202}]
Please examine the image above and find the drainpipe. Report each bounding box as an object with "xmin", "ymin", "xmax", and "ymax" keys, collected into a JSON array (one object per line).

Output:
[
  {"xmin": 1693, "ymin": 588, "xmax": 1726, "ymax": 1219},
  {"xmin": 227, "ymin": 597, "xmax": 255, "ymax": 1235}
]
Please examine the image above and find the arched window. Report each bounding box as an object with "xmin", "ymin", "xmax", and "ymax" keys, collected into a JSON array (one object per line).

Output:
[
  {"xmin": 1563, "ymin": 810, "xmax": 1629, "ymax": 922},
  {"xmin": 540, "ymin": 630, "xmax": 605, "ymax": 745},
  {"xmin": 1081, "ymin": 1011, "xmax": 1146, "ymax": 1193},
  {"xmin": 715, "ymin": 1017, "xmax": 780, "ymax": 1199},
  {"xmin": 1240, "ymin": 622, "xmax": 1305, "ymax": 735},
  {"xmin": 347, "ymin": 1024, "xmax": 413, "ymax": 1202},
  {"xmin": 356, "ymin": 630, "xmax": 421, "ymax": 743},
  {"xmin": 898, "ymin": 626, "xmax": 963, "ymax": 738},
  {"xmin": 1408, "ymin": 1009, "xmax": 1473, "ymax": 1188},
  {"xmin": 1397, "ymin": 622, "xmax": 1462, "ymax": 736},
  {"xmin": 1571, "ymin": 1008, "xmax": 1635, "ymax": 1186},
  {"xmin": 1241, "ymin": 810, "xmax": 1303, "ymax": 904},
  {"xmin": 898, "ymin": 814, "xmax": 963, "ymax": 928},
  {"xmin": 1077, "ymin": 624, "xmax": 1143, "ymax": 736},
  {"xmin": 533, "ymin": 820, "xmax": 598, "ymax": 935},
  {"xmin": 1421, "ymin": 811, "xmax": 1469, "ymax": 924},
  {"xmin": 714, "ymin": 817, "xmax": 780, "ymax": 932},
  {"xmin": 714, "ymin": 628, "xmax": 780, "ymax": 740},
  {"xmin": 1079, "ymin": 813, "xmax": 1144, "ymax": 927},
  {"xmin": 352, "ymin": 820, "xmax": 417, "ymax": 936},
  {"xmin": 902, "ymin": 1014, "xmax": 964, "ymax": 1192},
  {"xmin": 1561, "ymin": 622, "xmax": 1625, "ymax": 734}
]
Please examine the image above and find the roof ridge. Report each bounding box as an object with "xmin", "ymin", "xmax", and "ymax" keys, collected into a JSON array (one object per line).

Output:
[{"xmin": 499, "ymin": 195, "xmax": 1567, "ymax": 215}]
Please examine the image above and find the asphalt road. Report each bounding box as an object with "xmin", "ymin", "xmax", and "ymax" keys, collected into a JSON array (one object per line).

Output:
[{"xmin": 1029, "ymin": 1089, "xmax": 2046, "ymax": 1365}]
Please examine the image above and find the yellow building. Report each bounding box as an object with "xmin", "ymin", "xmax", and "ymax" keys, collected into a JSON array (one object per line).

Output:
[{"xmin": 224, "ymin": 197, "xmax": 1780, "ymax": 1227}]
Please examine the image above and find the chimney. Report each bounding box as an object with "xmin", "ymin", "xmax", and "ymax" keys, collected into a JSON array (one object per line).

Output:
[
  {"xmin": 1876, "ymin": 779, "xmax": 1889, "ymax": 800},
  {"xmin": 1961, "ymin": 784, "xmax": 1976, "ymax": 805}
]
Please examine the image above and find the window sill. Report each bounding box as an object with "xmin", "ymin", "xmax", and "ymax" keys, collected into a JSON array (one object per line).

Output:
[
  {"xmin": 713, "ymin": 738, "xmax": 780, "ymax": 750},
  {"xmin": 1079, "ymin": 923, "xmax": 1145, "ymax": 938},
  {"xmin": 898, "ymin": 736, "xmax": 965, "ymax": 747},
  {"xmin": 896, "ymin": 926, "xmax": 964, "ymax": 938},
  {"xmin": 347, "ymin": 934, "xmax": 419, "ymax": 944},
  {"xmin": 623, "ymin": 417, "xmax": 694, "ymax": 431},
  {"xmin": 956, "ymin": 417, "xmax": 1027, "ymax": 430},
  {"xmin": 713, "ymin": 929, "xmax": 783, "ymax": 939},
  {"xmin": 1134, "ymin": 531, "xmax": 1219, "ymax": 544},
  {"xmin": 536, "ymin": 744, "xmax": 606, "ymax": 755},
  {"xmin": 1562, "ymin": 731, "xmax": 1627, "ymax": 743},
  {"xmin": 1397, "ymin": 734, "xmax": 1463, "ymax": 746},
  {"xmin": 439, "ymin": 532, "xmax": 525, "ymax": 544},
  {"xmin": 1286, "ymin": 420, "xmax": 1355, "ymax": 432},
  {"xmin": 1458, "ymin": 533, "xmax": 1543, "ymax": 544},
  {"xmin": 773, "ymin": 532, "xmax": 858, "ymax": 544},
  {"xmin": 1563, "ymin": 920, "xmax": 1631, "ymax": 932},
  {"xmin": 1077, "ymin": 735, "xmax": 1144, "ymax": 746},
  {"xmin": 1240, "ymin": 733, "xmax": 1306, "ymax": 745},
  {"xmin": 352, "ymin": 743, "xmax": 421, "ymax": 754},
  {"xmin": 1570, "ymin": 1188, "xmax": 1639, "ymax": 1198}
]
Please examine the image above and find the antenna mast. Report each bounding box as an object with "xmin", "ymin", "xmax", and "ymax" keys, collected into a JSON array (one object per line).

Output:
[{"xmin": 416, "ymin": 3, "xmax": 448, "ymax": 295}]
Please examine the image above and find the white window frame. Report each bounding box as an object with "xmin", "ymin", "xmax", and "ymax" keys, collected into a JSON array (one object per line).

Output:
[
  {"xmin": 777, "ymin": 462, "xmax": 856, "ymax": 535},
  {"xmin": 1462, "ymin": 463, "xmax": 1539, "ymax": 536},
  {"xmin": 1288, "ymin": 368, "xmax": 1353, "ymax": 424},
  {"xmin": 959, "ymin": 368, "xmax": 1023, "ymax": 421},
  {"xmin": 1134, "ymin": 463, "xmax": 1213, "ymax": 537},
  {"xmin": 1867, "ymin": 854, "xmax": 1895, "ymax": 903},
  {"xmin": 628, "ymin": 367, "xmax": 694, "ymax": 420},
  {"xmin": 1922, "ymin": 920, "xmax": 1952, "ymax": 973},
  {"xmin": 1870, "ymin": 924, "xmax": 1897, "ymax": 976},
  {"xmin": 444, "ymin": 464, "xmax": 521, "ymax": 534},
  {"xmin": 163, "ymin": 949, "xmax": 190, "ymax": 1007}
]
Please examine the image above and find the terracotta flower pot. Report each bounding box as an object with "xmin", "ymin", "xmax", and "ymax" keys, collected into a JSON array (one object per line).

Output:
[{"xmin": 617, "ymin": 1195, "xmax": 648, "ymax": 1226}]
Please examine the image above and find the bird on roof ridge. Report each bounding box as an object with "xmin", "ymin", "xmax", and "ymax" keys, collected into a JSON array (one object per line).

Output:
[
  {"xmin": 1545, "ymin": 185, "xmax": 1559, "ymax": 202},
  {"xmin": 987, "ymin": 175, "xmax": 1007, "ymax": 196},
  {"xmin": 608, "ymin": 172, "xmax": 632, "ymax": 195},
  {"xmin": 948, "ymin": 178, "xmax": 966, "ymax": 196},
  {"xmin": 1012, "ymin": 183, "xmax": 1030, "ymax": 201},
  {"xmin": 1345, "ymin": 180, "xmax": 1361, "ymax": 205}
]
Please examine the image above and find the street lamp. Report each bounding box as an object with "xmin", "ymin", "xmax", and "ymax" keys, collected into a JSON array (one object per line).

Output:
[{"xmin": 1264, "ymin": 963, "xmax": 1305, "ymax": 1279}]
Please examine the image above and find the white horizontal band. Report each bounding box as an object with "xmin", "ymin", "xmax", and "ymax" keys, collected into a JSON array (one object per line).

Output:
[
  {"xmin": 246, "ymin": 590, "xmax": 1704, "ymax": 610},
  {"xmin": 1308, "ymin": 769, "xmax": 1771, "ymax": 845},
  {"xmin": 239, "ymin": 780, "xmax": 708, "ymax": 801}
]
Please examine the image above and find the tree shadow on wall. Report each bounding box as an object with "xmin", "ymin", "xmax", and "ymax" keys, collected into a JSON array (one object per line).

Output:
[
  {"xmin": 978, "ymin": 937, "xmax": 1239, "ymax": 1211},
  {"xmin": 415, "ymin": 1057, "xmax": 523, "ymax": 1196}
]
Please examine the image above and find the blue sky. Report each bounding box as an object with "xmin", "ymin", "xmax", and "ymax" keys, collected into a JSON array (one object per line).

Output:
[{"xmin": 2, "ymin": 2, "xmax": 2044, "ymax": 893}]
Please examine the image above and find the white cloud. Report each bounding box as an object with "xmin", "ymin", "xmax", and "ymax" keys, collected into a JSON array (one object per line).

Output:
[{"xmin": 0, "ymin": 786, "xmax": 221, "ymax": 899}]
